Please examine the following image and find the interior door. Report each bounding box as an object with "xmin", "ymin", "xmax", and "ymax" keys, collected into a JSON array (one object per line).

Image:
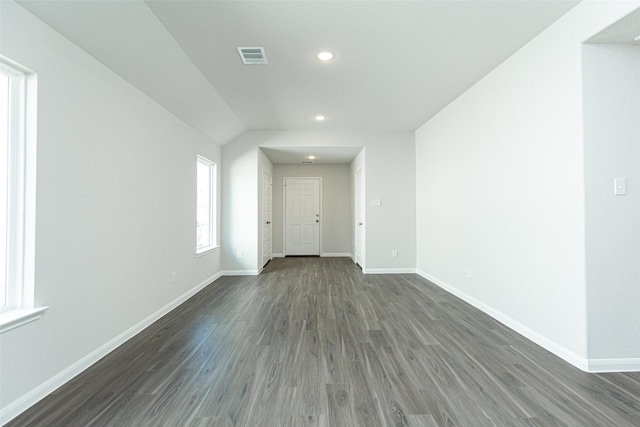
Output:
[
  {"xmin": 285, "ymin": 178, "xmax": 320, "ymax": 256},
  {"xmin": 355, "ymin": 169, "xmax": 365, "ymax": 266},
  {"xmin": 262, "ymin": 170, "xmax": 272, "ymax": 267}
]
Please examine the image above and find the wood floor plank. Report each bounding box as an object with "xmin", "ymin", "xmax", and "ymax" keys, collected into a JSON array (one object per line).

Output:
[
  {"xmin": 345, "ymin": 359, "xmax": 385, "ymax": 426},
  {"xmin": 7, "ymin": 257, "xmax": 640, "ymax": 426},
  {"xmin": 326, "ymin": 384, "xmax": 356, "ymax": 427}
]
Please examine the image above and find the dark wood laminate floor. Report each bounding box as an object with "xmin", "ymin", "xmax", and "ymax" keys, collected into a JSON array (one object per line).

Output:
[{"xmin": 8, "ymin": 257, "xmax": 640, "ymax": 426}]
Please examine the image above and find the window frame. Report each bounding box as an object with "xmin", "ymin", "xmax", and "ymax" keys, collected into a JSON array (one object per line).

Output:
[
  {"xmin": 0, "ymin": 56, "xmax": 46, "ymax": 333},
  {"xmin": 196, "ymin": 155, "xmax": 217, "ymax": 255}
]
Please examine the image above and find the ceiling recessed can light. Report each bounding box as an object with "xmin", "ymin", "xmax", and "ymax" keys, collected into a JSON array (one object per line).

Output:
[
  {"xmin": 315, "ymin": 51, "xmax": 335, "ymax": 61},
  {"xmin": 635, "ymin": 34, "xmax": 640, "ymax": 41},
  {"xmin": 315, "ymin": 115, "xmax": 326, "ymax": 121},
  {"xmin": 308, "ymin": 155, "xmax": 316, "ymax": 160}
]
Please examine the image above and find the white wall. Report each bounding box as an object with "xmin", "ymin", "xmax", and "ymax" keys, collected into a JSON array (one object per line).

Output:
[
  {"xmin": 583, "ymin": 43, "xmax": 640, "ymax": 364},
  {"xmin": 222, "ymin": 131, "xmax": 416, "ymax": 273},
  {"xmin": 415, "ymin": 1, "xmax": 640, "ymax": 370},
  {"xmin": 0, "ymin": 1, "xmax": 223, "ymax": 419},
  {"xmin": 220, "ymin": 138, "xmax": 258, "ymax": 273},
  {"xmin": 272, "ymin": 164, "xmax": 351, "ymax": 257}
]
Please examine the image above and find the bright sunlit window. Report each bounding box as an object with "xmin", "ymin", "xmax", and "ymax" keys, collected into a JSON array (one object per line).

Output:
[
  {"xmin": 0, "ymin": 56, "xmax": 45, "ymax": 333},
  {"xmin": 196, "ymin": 156, "xmax": 216, "ymax": 254}
]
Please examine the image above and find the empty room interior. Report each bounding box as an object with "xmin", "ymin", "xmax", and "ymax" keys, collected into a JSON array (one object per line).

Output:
[{"xmin": 1, "ymin": 0, "xmax": 640, "ymax": 425}]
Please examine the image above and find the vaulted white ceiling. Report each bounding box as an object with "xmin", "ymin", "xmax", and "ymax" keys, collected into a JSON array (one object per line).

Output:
[{"xmin": 18, "ymin": 0, "xmax": 579, "ymax": 146}]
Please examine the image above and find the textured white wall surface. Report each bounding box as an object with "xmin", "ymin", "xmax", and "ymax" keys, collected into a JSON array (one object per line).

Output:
[
  {"xmin": 415, "ymin": 1, "xmax": 640, "ymax": 368},
  {"xmin": 0, "ymin": 0, "xmax": 222, "ymax": 414},
  {"xmin": 583, "ymin": 43, "xmax": 640, "ymax": 361},
  {"xmin": 222, "ymin": 130, "xmax": 416, "ymax": 273},
  {"xmin": 271, "ymin": 164, "xmax": 351, "ymax": 256}
]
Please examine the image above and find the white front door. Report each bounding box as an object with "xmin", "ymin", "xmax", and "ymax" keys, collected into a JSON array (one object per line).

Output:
[
  {"xmin": 285, "ymin": 178, "xmax": 320, "ymax": 256},
  {"xmin": 355, "ymin": 169, "xmax": 365, "ymax": 267},
  {"xmin": 262, "ymin": 170, "xmax": 272, "ymax": 267}
]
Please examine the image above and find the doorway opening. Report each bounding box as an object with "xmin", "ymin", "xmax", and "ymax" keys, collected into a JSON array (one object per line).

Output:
[{"xmin": 262, "ymin": 169, "xmax": 272, "ymax": 267}]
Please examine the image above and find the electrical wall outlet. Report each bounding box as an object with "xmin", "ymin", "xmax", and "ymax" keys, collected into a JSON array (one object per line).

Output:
[
  {"xmin": 463, "ymin": 267, "xmax": 472, "ymax": 279},
  {"xmin": 391, "ymin": 249, "xmax": 398, "ymax": 257},
  {"xmin": 236, "ymin": 251, "xmax": 243, "ymax": 259}
]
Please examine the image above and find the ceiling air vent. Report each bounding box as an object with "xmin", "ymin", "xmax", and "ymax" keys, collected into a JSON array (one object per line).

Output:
[
  {"xmin": 237, "ymin": 47, "xmax": 268, "ymax": 65},
  {"xmin": 302, "ymin": 160, "xmax": 313, "ymax": 165}
]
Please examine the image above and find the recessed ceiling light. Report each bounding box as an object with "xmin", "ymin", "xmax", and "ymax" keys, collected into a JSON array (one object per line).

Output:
[
  {"xmin": 315, "ymin": 115, "xmax": 326, "ymax": 121},
  {"xmin": 315, "ymin": 51, "xmax": 335, "ymax": 61},
  {"xmin": 308, "ymin": 155, "xmax": 316, "ymax": 160},
  {"xmin": 635, "ymin": 34, "xmax": 640, "ymax": 41}
]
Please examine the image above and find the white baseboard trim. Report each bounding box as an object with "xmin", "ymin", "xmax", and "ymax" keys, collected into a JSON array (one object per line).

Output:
[
  {"xmin": 321, "ymin": 253, "xmax": 353, "ymax": 258},
  {"xmin": 273, "ymin": 253, "xmax": 285, "ymax": 258},
  {"xmin": 221, "ymin": 270, "xmax": 261, "ymax": 276},
  {"xmin": 587, "ymin": 358, "xmax": 640, "ymax": 373},
  {"xmin": 0, "ymin": 272, "xmax": 223, "ymax": 426},
  {"xmin": 415, "ymin": 269, "xmax": 590, "ymax": 372},
  {"xmin": 364, "ymin": 268, "xmax": 417, "ymax": 274}
]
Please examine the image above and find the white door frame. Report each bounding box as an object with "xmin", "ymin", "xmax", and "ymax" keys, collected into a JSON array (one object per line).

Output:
[
  {"xmin": 262, "ymin": 169, "xmax": 272, "ymax": 267},
  {"xmin": 283, "ymin": 177, "xmax": 322, "ymax": 256},
  {"xmin": 355, "ymin": 168, "xmax": 365, "ymax": 267}
]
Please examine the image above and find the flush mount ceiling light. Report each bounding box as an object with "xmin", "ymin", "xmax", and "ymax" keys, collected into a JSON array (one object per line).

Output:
[
  {"xmin": 307, "ymin": 155, "xmax": 316, "ymax": 160},
  {"xmin": 315, "ymin": 51, "xmax": 335, "ymax": 61},
  {"xmin": 314, "ymin": 115, "xmax": 326, "ymax": 121},
  {"xmin": 635, "ymin": 34, "xmax": 640, "ymax": 42}
]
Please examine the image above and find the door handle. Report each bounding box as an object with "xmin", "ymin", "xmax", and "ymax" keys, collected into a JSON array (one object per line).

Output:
[
  {"xmin": 316, "ymin": 220, "xmax": 319, "ymax": 223},
  {"xmin": 359, "ymin": 222, "xmax": 363, "ymax": 226},
  {"xmin": 266, "ymin": 221, "xmax": 271, "ymax": 224}
]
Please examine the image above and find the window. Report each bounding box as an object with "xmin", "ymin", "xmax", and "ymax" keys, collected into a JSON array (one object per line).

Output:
[
  {"xmin": 0, "ymin": 56, "xmax": 45, "ymax": 333},
  {"xmin": 196, "ymin": 156, "xmax": 216, "ymax": 254},
  {"xmin": 0, "ymin": 67, "xmax": 9, "ymax": 309}
]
